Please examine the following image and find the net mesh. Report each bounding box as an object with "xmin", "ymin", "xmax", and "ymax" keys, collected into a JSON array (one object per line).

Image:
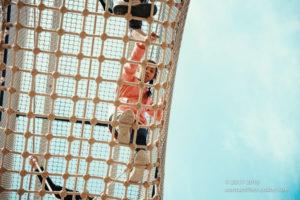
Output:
[{"xmin": 0, "ymin": 0, "xmax": 190, "ymax": 199}]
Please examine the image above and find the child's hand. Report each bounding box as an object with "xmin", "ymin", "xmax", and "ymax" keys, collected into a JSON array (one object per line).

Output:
[
  {"xmin": 149, "ymin": 32, "xmax": 160, "ymax": 42},
  {"xmin": 29, "ymin": 156, "xmax": 41, "ymax": 170}
]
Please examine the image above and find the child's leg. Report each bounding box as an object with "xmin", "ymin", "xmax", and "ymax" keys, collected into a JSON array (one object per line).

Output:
[
  {"xmin": 112, "ymin": 0, "xmax": 157, "ymax": 41},
  {"xmin": 113, "ymin": 0, "xmax": 157, "ymax": 18},
  {"xmin": 129, "ymin": 127, "xmax": 149, "ymax": 182},
  {"xmin": 152, "ymin": 167, "xmax": 158, "ymax": 197},
  {"xmin": 108, "ymin": 110, "xmax": 135, "ymax": 144},
  {"xmin": 131, "ymin": 127, "xmax": 148, "ymax": 145},
  {"xmin": 108, "ymin": 113, "xmax": 149, "ymax": 182},
  {"xmin": 129, "ymin": 20, "xmax": 142, "ymax": 30},
  {"xmin": 118, "ymin": 109, "xmax": 135, "ymax": 144}
]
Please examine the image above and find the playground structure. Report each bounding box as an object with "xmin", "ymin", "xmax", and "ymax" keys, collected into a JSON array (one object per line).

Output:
[{"xmin": 0, "ymin": 0, "xmax": 189, "ymax": 199}]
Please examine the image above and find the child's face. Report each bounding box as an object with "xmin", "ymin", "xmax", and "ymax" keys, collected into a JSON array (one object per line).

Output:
[{"xmin": 144, "ymin": 66, "xmax": 156, "ymax": 83}]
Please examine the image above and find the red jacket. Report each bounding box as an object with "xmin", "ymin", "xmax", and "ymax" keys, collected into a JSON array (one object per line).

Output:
[{"xmin": 117, "ymin": 43, "xmax": 162, "ymax": 125}]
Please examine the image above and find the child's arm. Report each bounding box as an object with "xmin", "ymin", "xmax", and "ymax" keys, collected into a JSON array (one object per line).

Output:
[
  {"xmin": 122, "ymin": 43, "xmax": 146, "ymax": 81},
  {"xmin": 131, "ymin": 29, "xmax": 147, "ymax": 41},
  {"xmin": 131, "ymin": 30, "xmax": 160, "ymax": 42},
  {"xmin": 123, "ymin": 32, "xmax": 160, "ymax": 81}
]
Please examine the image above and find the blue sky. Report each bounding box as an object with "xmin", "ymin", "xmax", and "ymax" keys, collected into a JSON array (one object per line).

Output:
[{"xmin": 165, "ymin": 0, "xmax": 300, "ymax": 199}]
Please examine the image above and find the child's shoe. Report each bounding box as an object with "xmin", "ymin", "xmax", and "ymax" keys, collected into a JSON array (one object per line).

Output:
[
  {"xmin": 129, "ymin": 150, "xmax": 149, "ymax": 182},
  {"xmin": 118, "ymin": 109, "xmax": 135, "ymax": 144},
  {"xmin": 113, "ymin": 0, "xmax": 157, "ymax": 18}
]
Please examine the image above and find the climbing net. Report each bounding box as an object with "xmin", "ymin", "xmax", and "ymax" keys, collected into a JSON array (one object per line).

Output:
[{"xmin": 0, "ymin": 0, "xmax": 189, "ymax": 199}]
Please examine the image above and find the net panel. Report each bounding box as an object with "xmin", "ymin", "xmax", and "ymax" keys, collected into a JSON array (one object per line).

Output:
[{"xmin": 0, "ymin": 0, "xmax": 190, "ymax": 199}]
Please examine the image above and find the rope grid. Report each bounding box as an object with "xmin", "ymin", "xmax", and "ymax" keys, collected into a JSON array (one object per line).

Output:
[{"xmin": 0, "ymin": 0, "xmax": 189, "ymax": 199}]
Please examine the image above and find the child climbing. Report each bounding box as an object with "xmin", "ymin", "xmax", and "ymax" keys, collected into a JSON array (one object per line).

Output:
[
  {"xmin": 99, "ymin": 0, "xmax": 157, "ymax": 41},
  {"xmin": 108, "ymin": 32, "xmax": 162, "ymax": 182},
  {"xmin": 28, "ymin": 156, "xmax": 95, "ymax": 200}
]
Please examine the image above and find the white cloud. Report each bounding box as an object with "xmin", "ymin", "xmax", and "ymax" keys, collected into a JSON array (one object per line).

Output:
[{"xmin": 225, "ymin": 107, "xmax": 298, "ymax": 164}]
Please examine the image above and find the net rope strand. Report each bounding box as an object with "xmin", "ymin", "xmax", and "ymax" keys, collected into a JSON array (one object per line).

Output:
[
  {"xmin": 27, "ymin": 1, "xmax": 38, "ymax": 199},
  {"xmin": 0, "ymin": 0, "xmax": 190, "ymax": 199}
]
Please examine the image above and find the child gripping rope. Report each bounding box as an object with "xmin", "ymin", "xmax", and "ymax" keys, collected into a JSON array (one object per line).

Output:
[{"xmin": 108, "ymin": 32, "xmax": 162, "ymax": 182}]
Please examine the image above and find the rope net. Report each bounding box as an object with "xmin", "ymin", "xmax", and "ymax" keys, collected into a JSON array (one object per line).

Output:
[{"xmin": 0, "ymin": 0, "xmax": 190, "ymax": 199}]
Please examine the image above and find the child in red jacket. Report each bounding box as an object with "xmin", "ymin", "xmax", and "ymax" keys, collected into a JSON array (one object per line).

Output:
[{"xmin": 109, "ymin": 32, "xmax": 162, "ymax": 182}]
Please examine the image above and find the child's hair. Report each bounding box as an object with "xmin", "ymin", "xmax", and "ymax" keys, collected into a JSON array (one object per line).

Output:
[{"xmin": 145, "ymin": 60, "xmax": 158, "ymax": 98}]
